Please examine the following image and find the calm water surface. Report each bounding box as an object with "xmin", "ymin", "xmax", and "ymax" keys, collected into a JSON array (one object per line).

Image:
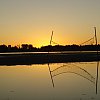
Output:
[{"xmin": 0, "ymin": 62, "xmax": 100, "ymax": 100}]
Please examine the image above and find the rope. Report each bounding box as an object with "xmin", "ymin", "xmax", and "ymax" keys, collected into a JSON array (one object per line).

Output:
[
  {"xmin": 51, "ymin": 63, "xmax": 95, "ymax": 84},
  {"xmin": 80, "ymin": 37, "xmax": 94, "ymax": 45}
]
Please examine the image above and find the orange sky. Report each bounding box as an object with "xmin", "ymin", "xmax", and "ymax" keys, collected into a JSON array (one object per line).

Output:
[{"xmin": 0, "ymin": 0, "xmax": 100, "ymax": 47}]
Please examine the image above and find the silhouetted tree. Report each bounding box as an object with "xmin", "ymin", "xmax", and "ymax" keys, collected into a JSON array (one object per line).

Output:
[
  {"xmin": 0, "ymin": 44, "xmax": 100, "ymax": 52},
  {"xmin": 0, "ymin": 45, "xmax": 8, "ymax": 52}
]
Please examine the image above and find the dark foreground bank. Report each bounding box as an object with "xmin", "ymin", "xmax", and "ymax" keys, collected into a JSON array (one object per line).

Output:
[{"xmin": 0, "ymin": 52, "xmax": 100, "ymax": 65}]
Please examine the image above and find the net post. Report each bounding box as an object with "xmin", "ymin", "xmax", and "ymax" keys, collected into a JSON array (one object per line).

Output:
[
  {"xmin": 48, "ymin": 31, "xmax": 55, "ymax": 88},
  {"xmin": 94, "ymin": 27, "xmax": 99, "ymax": 94}
]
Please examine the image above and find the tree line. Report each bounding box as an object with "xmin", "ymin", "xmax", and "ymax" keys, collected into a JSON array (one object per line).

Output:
[{"xmin": 0, "ymin": 44, "xmax": 100, "ymax": 52}]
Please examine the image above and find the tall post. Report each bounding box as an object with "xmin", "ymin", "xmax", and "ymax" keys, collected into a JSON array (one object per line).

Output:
[
  {"xmin": 50, "ymin": 31, "xmax": 53, "ymax": 45},
  {"xmin": 94, "ymin": 27, "xmax": 97, "ymax": 46},
  {"xmin": 94, "ymin": 27, "xmax": 99, "ymax": 94},
  {"xmin": 48, "ymin": 31, "xmax": 54, "ymax": 87}
]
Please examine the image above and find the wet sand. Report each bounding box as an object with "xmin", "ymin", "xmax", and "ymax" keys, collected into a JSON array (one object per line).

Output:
[{"xmin": 0, "ymin": 52, "xmax": 100, "ymax": 65}]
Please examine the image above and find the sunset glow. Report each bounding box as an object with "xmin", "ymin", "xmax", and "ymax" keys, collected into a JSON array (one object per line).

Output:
[{"xmin": 0, "ymin": 0, "xmax": 100, "ymax": 47}]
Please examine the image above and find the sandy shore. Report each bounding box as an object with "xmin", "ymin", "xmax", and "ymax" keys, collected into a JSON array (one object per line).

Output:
[{"xmin": 0, "ymin": 52, "xmax": 100, "ymax": 65}]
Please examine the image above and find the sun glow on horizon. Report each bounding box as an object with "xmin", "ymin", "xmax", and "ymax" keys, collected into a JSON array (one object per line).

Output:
[
  {"xmin": 0, "ymin": 0, "xmax": 100, "ymax": 47},
  {"xmin": 0, "ymin": 27, "xmax": 99, "ymax": 48}
]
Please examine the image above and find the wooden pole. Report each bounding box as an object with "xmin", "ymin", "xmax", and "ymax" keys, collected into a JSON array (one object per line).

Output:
[
  {"xmin": 48, "ymin": 31, "xmax": 55, "ymax": 87},
  {"xmin": 94, "ymin": 27, "xmax": 99, "ymax": 94},
  {"xmin": 50, "ymin": 31, "xmax": 53, "ymax": 45}
]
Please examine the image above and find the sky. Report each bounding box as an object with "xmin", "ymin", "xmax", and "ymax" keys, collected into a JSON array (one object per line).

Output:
[{"xmin": 0, "ymin": 0, "xmax": 100, "ymax": 47}]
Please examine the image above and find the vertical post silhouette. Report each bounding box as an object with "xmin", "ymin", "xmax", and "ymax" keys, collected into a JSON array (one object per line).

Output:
[
  {"xmin": 48, "ymin": 31, "xmax": 55, "ymax": 87},
  {"xmin": 50, "ymin": 31, "xmax": 53, "ymax": 45},
  {"xmin": 94, "ymin": 27, "xmax": 99, "ymax": 94}
]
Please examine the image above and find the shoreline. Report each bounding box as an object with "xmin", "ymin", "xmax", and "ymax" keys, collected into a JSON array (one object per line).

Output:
[{"xmin": 0, "ymin": 52, "xmax": 100, "ymax": 65}]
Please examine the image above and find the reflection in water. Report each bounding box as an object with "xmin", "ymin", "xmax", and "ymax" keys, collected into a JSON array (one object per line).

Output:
[
  {"xmin": 0, "ymin": 62, "xmax": 99, "ymax": 100},
  {"xmin": 48, "ymin": 63, "xmax": 55, "ymax": 87},
  {"xmin": 48, "ymin": 62, "xmax": 97, "ymax": 93},
  {"xmin": 48, "ymin": 62, "xmax": 99, "ymax": 100},
  {"xmin": 51, "ymin": 63, "xmax": 95, "ymax": 83}
]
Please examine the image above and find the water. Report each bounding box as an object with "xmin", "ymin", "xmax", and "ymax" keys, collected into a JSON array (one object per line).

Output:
[
  {"xmin": 0, "ymin": 51, "xmax": 100, "ymax": 55},
  {"xmin": 0, "ymin": 62, "xmax": 100, "ymax": 100}
]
